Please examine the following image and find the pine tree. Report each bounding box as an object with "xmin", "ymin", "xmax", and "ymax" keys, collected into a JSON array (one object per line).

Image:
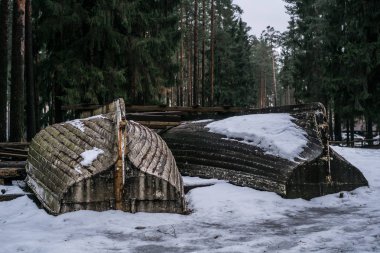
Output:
[
  {"xmin": 282, "ymin": 0, "xmax": 380, "ymax": 141},
  {"xmin": 34, "ymin": 0, "xmax": 181, "ymax": 115}
]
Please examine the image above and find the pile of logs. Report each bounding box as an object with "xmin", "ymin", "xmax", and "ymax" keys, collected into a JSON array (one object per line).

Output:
[
  {"xmin": 0, "ymin": 161, "xmax": 26, "ymax": 185},
  {"xmin": 0, "ymin": 142, "xmax": 29, "ymax": 160},
  {"xmin": 0, "ymin": 143, "xmax": 28, "ymax": 185}
]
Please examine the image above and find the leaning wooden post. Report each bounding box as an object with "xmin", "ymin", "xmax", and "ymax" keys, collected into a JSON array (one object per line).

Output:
[{"xmin": 114, "ymin": 99, "xmax": 127, "ymax": 210}]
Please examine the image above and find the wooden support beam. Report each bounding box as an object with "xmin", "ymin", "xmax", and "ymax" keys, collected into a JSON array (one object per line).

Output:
[
  {"xmin": 125, "ymin": 105, "xmax": 246, "ymax": 113},
  {"xmin": 61, "ymin": 104, "xmax": 101, "ymax": 111},
  {"xmin": 135, "ymin": 121, "xmax": 180, "ymax": 129},
  {"xmin": 0, "ymin": 142, "xmax": 29, "ymax": 147},
  {"xmin": 114, "ymin": 99, "xmax": 127, "ymax": 211},
  {"xmin": 0, "ymin": 152, "xmax": 28, "ymax": 158},
  {"xmin": 125, "ymin": 114, "xmax": 182, "ymax": 122},
  {"xmin": 0, "ymin": 161, "xmax": 26, "ymax": 168}
]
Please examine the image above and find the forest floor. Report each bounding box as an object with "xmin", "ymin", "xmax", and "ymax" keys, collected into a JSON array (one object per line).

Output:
[{"xmin": 1, "ymin": 146, "xmax": 380, "ymax": 253}]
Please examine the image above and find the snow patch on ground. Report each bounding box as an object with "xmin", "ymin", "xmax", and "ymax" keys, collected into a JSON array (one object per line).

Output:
[
  {"xmin": 0, "ymin": 182, "xmax": 24, "ymax": 195},
  {"xmin": 1, "ymin": 147, "xmax": 380, "ymax": 252},
  {"xmin": 206, "ymin": 113, "xmax": 308, "ymax": 161},
  {"xmin": 79, "ymin": 147, "xmax": 104, "ymax": 167}
]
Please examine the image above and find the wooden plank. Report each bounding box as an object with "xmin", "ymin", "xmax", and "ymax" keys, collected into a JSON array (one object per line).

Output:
[
  {"xmin": 0, "ymin": 167, "xmax": 27, "ymax": 180},
  {"xmin": 125, "ymin": 105, "xmax": 245, "ymax": 113},
  {"xmin": 135, "ymin": 121, "xmax": 180, "ymax": 129},
  {"xmin": 124, "ymin": 103, "xmax": 324, "ymax": 114},
  {"xmin": 0, "ymin": 161, "xmax": 26, "ymax": 168},
  {"xmin": 126, "ymin": 114, "xmax": 181, "ymax": 122},
  {"xmin": 61, "ymin": 104, "xmax": 101, "ymax": 111},
  {"xmin": 62, "ymin": 102, "xmax": 325, "ymax": 116},
  {"xmin": 0, "ymin": 152, "xmax": 28, "ymax": 158},
  {"xmin": 0, "ymin": 147, "xmax": 28, "ymax": 153},
  {"xmin": 0, "ymin": 142, "xmax": 29, "ymax": 147}
]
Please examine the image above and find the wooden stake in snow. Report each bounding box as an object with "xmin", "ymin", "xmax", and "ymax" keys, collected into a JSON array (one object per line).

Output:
[{"xmin": 115, "ymin": 99, "xmax": 127, "ymax": 211}]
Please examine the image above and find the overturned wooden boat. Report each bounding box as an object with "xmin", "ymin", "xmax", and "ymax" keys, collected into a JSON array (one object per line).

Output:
[
  {"xmin": 26, "ymin": 99, "xmax": 186, "ymax": 215},
  {"xmin": 162, "ymin": 103, "xmax": 368, "ymax": 199}
]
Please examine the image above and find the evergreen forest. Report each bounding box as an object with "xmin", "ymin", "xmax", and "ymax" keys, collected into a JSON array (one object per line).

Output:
[{"xmin": 0, "ymin": 0, "xmax": 379, "ymax": 142}]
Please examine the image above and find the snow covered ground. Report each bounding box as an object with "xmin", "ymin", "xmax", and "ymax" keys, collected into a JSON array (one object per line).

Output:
[{"xmin": 1, "ymin": 147, "xmax": 380, "ymax": 253}]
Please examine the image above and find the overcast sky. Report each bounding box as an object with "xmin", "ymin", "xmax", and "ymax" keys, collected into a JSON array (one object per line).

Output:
[{"xmin": 233, "ymin": 0, "xmax": 290, "ymax": 37}]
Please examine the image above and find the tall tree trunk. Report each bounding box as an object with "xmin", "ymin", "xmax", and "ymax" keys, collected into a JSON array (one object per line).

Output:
[
  {"xmin": 188, "ymin": 43, "xmax": 192, "ymax": 106},
  {"xmin": 176, "ymin": 51, "xmax": 180, "ymax": 106},
  {"xmin": 10, "ymin": 0, "xmax": 26, "ymax": 142},
  {"xmin": 271, "ymin": 51, "xmax": 277, "ymax": 106},
  {"xmin": 193, "ymin": 0, "xmax": 198, "ymax": 105},
  {"xmin": 264, "ymin": 73, "xmax": 267, "ymax": 107},
  {"xmin": 0, "ymin": 0, "xmax": 9, "ymax": 142},
  {"xmin": 259, "ymin": 69, "xmax": 265, "ymax": 108},
  {"xmin": 328, "ymin": 105, "xmax": 333, "ymax": 140},
  {"xmin": 34, "ymin": 52, "xmax": 40, "ymax": 131},
  {"xmin": 334, "ymin": 108, "xmax": 342, "ymax": 141},
  {"xmin": 188, "ymin": 8, "xmax": 192, "ymax": 107},
  {"xmin": 179, "ymin": 4, "xmax": 184, "ymax": 106},
  {"xmin": 201, "ymin": 0, "xmax": 206, "ymax": 106},
  {"xmin": 53, "ymin": 81, "xmax": 63, "ymax": 124},
  {"xmin": 210, "ymin": 0, "xmax": 215, "ymax": 106},
  {"xmin": 185, "ymin": 8, "xmax": 191, "ymax": 106},
  {"xmin": 366, "ymin": 114, "xmax": 373, "ymax": 145},
  {"xmin": 286, "ymin": 86, "xmax": 291, "ymax": 105},
  {"xmin": 349, "ymin": 117, "xmax": 355, "ymax": 147},
  {"xmin": 25, "ymin": 0, "xmax": 35, "ymax": 141}
]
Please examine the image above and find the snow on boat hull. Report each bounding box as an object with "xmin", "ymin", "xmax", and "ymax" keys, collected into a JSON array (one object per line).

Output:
[
  {"xmin": 162, "ymin": 103, "xmax": 368, "ymax": 199},
  {"xmin": 26, "ymin": 99, "xmax": 186, "ymax": 215}
]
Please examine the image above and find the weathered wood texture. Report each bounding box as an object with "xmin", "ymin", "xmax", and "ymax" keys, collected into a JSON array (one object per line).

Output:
[
  {"xmin": 0, "ymin": 167, "xmax": 26, "ymax": 180},
  {"xmin": 0, "ymin": 142, "xmax": 29, "ymax": 160},
  {"xmin": 125, "ymin": 121, "xmax": 185, "ymax": 212},
  {"xmin": 0, "ymin": 161, "xmax": 26, "ymax": 168},
  {"xmin": 26, "ymin": 113, "xmax": 118, "ymax": 213},
  {"xmin": 162, "ymin": 103, "xmax": 368, "ymax": 199},
  {"xmin": 26, "ymin": 99, "xmax": 186, "ymax": 215}
]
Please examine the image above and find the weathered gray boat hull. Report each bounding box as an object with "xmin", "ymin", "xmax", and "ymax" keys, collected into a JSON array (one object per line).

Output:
[
  {"xmin": 26, "ymin": 99, "xmax": 186, "ymax": 215},
  {"xmin": 162, "ymin": 103, "xmax": 368, "ymax": 199}
]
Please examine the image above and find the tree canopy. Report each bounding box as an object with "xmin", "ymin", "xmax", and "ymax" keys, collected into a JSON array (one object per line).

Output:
[{"xmin": 0, "ymin": 0, "xmax": 378, "ymax": 141}]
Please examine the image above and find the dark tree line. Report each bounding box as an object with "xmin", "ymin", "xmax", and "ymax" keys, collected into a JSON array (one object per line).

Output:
[
  {"xmin": 280, "ymin": 0, "xmax": 380, "ymax": 141},
  {"xmin": 0, "ymin": 0, "xmax": 36, "ymax": 142},
  {"xmin": 0, "ymin": 0, "xmax": 311, "ymax": 142},
  {"xmin": 177, "ymin": 0, "xmax": 264, "ymax": 107}
]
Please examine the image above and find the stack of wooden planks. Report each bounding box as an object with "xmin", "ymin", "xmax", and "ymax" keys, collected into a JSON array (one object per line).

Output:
[
  {"xmin": 0, "ymin": 161, "xmax": 27, "ymax": 185},
  {"xmin": 0, "ymin": 143, "xmax": 28, "ymax": 185},
  {"xmin": 0, "ymin": 142, "xmax": 29, "ymax": 160}
]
